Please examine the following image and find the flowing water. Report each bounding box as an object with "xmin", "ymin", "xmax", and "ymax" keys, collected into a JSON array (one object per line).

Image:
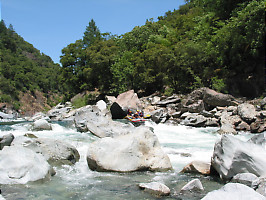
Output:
[{"xmin": 0, "ymin": 120, "xmax": 254, "ymax": 200}]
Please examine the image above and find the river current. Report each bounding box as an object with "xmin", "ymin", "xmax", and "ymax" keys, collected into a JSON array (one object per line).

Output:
[{"xmin": 0, "ymin": 121, "xmax": 253, "ymax": 200}]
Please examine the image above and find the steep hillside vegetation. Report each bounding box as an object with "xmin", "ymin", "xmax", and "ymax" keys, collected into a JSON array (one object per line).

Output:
[
  {"xmin": 60, "ymin": 0, "xmax": 265, "ymax": 98},
  {"xmin": 0, "ymin": 20, "xmax": 62, "ymax": 111}
]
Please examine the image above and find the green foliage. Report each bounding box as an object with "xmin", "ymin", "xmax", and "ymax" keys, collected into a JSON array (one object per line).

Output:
[
  {"xmin": 0, "ymin": 20, "xmax": 62, "ymax": 107},
  {"xmin": 72, "ymin": 95, "xmax": 88, "ymax": 108},
  {"xmin": 60, "ymin": 1, "xmax": 265, "ymax": 98}
]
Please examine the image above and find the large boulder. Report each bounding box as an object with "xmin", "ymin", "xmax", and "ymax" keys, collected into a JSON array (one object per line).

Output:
[
  {"xmin": 110, "ymin": 102, "xmax": 127, "ymax": 119},
  {"xmin": 139, "ymin": 182, "xmax": 170, "ymax": 196},
  {"xmin": 232, "ymin": 173, "xmax": 259, "ymax": 187},
  {"xmin": 0, "ymin": 133, "xmax": 14, "ymax": 150},
  {"xmin": 237, "ymin": 103, "xmax": 257, "ymax": 124},
  {"xmin": 0, "ymin": 146, "xmax": 53, "ymax": 184},
  {"xmin": 203, "ymin": 88, "xmax": 237, "ymax": 107},
  {"xmin": 12, "ymin": 136, "xmax": 80, "ymax": 166},
  {"xmin": 211, "ymin": 135, "xmax": 266, "ymax": 180},
  {"xmin": 202, "ymin": 183, "xmax": 266, "ymax": 200},
  {"xmin": 32, "ymin": 119, "xmax": 52, "ymax": 131},
  {"xmin": 74, "ymin": 105, "xmax": 133, "ymax": 138},
  {"xmin": 86, "ymin": 127, "xmax": 172, "ymax": 172},
  {"xmin": 115, "ymin": 90, "xmax": 144, "ymax": 111}
]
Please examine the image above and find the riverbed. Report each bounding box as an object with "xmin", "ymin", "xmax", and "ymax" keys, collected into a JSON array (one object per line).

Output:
[{"xmin": 0, "ymin": 121, "xmax": 253, "ymax": 200}]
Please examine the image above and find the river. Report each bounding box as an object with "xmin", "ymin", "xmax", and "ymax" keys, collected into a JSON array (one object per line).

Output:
[{"xmin": 0, "ymin": 121, "xmax": 253, "ymax": 200}]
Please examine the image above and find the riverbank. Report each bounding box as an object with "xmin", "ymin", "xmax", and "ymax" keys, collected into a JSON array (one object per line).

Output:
[{"xmin": 0, "ymin": 88, "xmax": 265, "ymax": 199}]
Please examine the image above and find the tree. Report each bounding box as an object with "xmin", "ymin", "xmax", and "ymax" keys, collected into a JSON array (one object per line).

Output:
[{"xmin": 83, "ymin": 19, "xmax": 102, "ymax": 48}]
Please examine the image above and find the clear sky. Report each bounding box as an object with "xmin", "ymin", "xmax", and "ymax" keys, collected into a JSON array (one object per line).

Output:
[{"xmin": 1, "ymin": 0, "xmax": 185, "ymax": 64}]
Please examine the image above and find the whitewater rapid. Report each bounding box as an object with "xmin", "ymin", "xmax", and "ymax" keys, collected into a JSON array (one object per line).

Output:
[{"xmin": 0, "ymin": 121, "xmax": 254, "ymax": 200}]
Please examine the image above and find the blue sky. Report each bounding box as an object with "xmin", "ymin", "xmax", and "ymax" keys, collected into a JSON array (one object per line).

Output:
[{"xmin": 1, "ymin": 0, "xmax": 185, "ymax": 64}]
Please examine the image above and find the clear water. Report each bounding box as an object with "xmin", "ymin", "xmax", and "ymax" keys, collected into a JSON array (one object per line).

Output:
[{"xmin": 0, "ymin": 121, "xmax": 254, "ymax": 200}]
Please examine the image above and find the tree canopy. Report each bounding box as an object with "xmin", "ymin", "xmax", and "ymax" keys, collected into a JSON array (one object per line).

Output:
[
  {"xmin": 0, "ymin": 20, "xmax": 62, "ymax": 108},
  {"xmin": 60, "ymin": 1, "xmax": 265, "ymax": 98}
]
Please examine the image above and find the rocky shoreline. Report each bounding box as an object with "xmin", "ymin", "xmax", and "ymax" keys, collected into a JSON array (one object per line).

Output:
[{"xmin": 0, "ymin": 88, "xmax": 266, "ymax": 199}]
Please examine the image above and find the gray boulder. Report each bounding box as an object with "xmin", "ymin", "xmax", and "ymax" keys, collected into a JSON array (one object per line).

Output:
[
  {"xmin": 237, "ymin": 103, "xmax": 257, "ymax": 124},
  {"xmin": 0, "ymin": 133, "xmax": 14, "ymax": 150},
  {"xmin": 211, "ymin": 135, "xmax": 266, "ymax": 180},
  {"xmin": 182, "ymin": 113, "xmax": 207, "ymax": 127},
  {"xmin": 0, "ymin": 146, "xmax": 53, "ymax": 184},
  {"xmin": 32, "ymin": 119, "xmax": 52, "ymax": 131},
  {"xmin": 115, "ymin": 90, "xmax": 144, "ymax": 110},
  {"xmin": 180, "ymin": 179, "xmax": 204, "ymax": 193},
  {"xmin": 47, "ymin": 103, "xmax": 73, "ymax": 121},
  {"xmin": 232, "ymin": 173, "xmax": 259, "ymax": 187},
  {"xmin": 203, "ymin": 88, "xmax": 237, "ymax": 107},
  {"xmin": 187, "ymin": 100, "xmax": 205, "ymax": 113},
  {"xmin": 139, "ymin": 182, "xmax": 170, "ymax": 196},
  {"xmin": 86, "ymin": 127, "xmax": 172, "ymax": 172},
  {"xmin": 12, "ymin": 136, "xmax": 80, "ymax": 166},
  {"xmin": 201, "ymin": 183, "xmax": 266, "ymax": 200},
  {"xmin": 74, "ymin": 105, "xmax": 133, "ymax": 138},
  {"xmin": 155, "ymin": 95, "xmax": 181, "ymax": 107},
  {"xmin": 218, "ymin": 112, "xmax": 240, "ymax": 135}
]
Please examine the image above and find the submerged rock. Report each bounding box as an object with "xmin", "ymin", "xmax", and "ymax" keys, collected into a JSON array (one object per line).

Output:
[
  {"xmin": 202, "ymin": 183, "xmax": 266, "ymax": 200},
  {"xmin": 86, "ymin": 127, "xmax": 172, "ymax": 172},
  {"xmin": 0, "ymin": 146, "xmax": 53, "ymax": 184},
  {"xmin": 211, "ymin": 135, "xmax": 266, "ymax": 180},
  {"xmin": 139, "ymin": 182, "xmax": 170, "ymax": 196}
]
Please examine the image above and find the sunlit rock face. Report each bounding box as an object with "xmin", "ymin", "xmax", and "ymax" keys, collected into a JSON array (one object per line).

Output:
[
  {"xmin": 0, "ymin": 146, "xmax": 53, "ymax": 184},
  {"xmin": 211, "ymin": 135, "xmax": 266, "ymax": 180},
  {"xmin": 86, "ymin": 126, "xmax": 172, "ymax": 172}
]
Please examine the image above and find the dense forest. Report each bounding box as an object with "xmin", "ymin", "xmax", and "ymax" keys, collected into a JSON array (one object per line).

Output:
[
  {"xmin": 0, "ymin": 0, "xmax": 265, "ymax": 112},
  {"xmin": 60, "ymin": 0, "xmax": 265, "ymax": 99},
  {"xmin": 0, "ymin": 20, "xmax": 62, "ymax": 109}
]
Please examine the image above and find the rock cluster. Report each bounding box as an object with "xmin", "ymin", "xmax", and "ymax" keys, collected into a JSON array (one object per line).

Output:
[{"xmin": 139, "ymin": 88, "xmax": 266, "ymax": 134}]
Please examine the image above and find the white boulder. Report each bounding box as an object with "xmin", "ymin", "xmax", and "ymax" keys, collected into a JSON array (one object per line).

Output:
[
  {"xmin": 32, "ymin": 119, "xmax": 52, "ymax": 131},
  {"xmin": 139, "ymin": 182, "xmax": 170, "ymax": 196},
  {"xmin": 211, "ymin": 135, "xmax": 266, "ymax": 180},
  {"xmin": 201, "ymin": 183, "xmax": 266, "ymax": 200},
  {"xmin": 86, "ymin": 127, "xmax": 172, "ymax": 172},
  {"xmin": 180, "ymin": 179, "xmax": 204, "ymax": 193},
  {"xmin": 12, "ymin": 136, "xmax": 80, "ymax": 166},
  {"xmin": 0, "ymin": 146, "xmax": 53, "ymax": 184},
  {"xmin": 232, "ymin": 173, "xmax": 259, "ymax": 187}
]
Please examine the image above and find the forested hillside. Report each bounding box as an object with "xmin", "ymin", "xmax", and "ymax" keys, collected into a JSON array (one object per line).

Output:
[
  {"xmin": 61, "ymin": 0, "xmax": 265, "ymax": 98},
  {"xmin": 0, "ymin": 20, "xmax": 62, "ymax": 110}
]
